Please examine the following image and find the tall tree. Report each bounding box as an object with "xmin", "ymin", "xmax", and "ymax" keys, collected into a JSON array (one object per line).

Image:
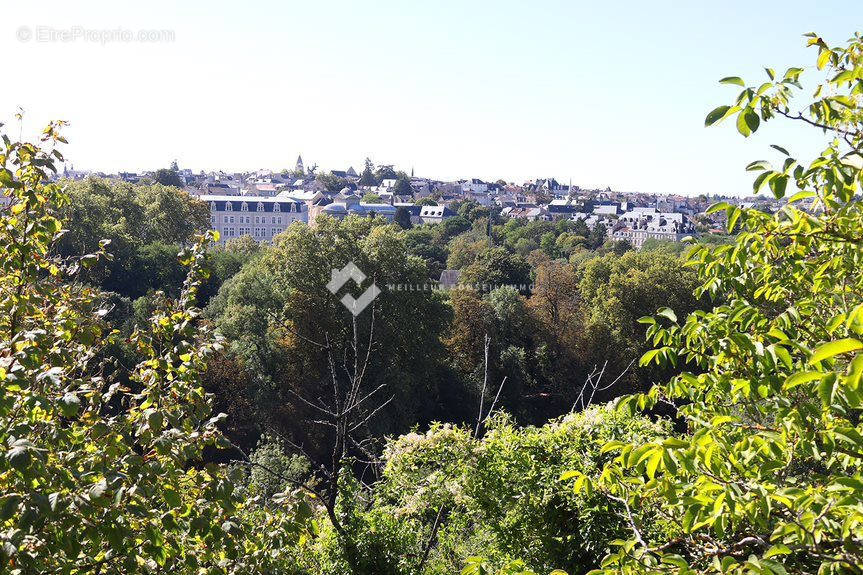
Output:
[
  {"xmin": 152, "ymin": 166, "xmax": 184, "ymax": 188},
  {"xmin": 574, "ymin": 32, "xmax": 863, "ymax": 575},
  {"xmin": 394, "ymin": 206, "xmax": 413, "ymax": 229},
  {"xmin": 359, "ymin": 157, "xmax": 377, "ymax": 186}
]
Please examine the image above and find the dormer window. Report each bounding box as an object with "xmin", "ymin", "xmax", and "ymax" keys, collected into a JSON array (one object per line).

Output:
[
  {"xmin": 225, "ymin": 202, "xmax": 233, "ymax": 211},
  {"xmin": 241, "ymin": 202, "xmax": 249, "ymax": 212},
  {"xmin": 257, "ymin": 202, "xmax": 264, "ymax": 212},
  {"xmin": 209, "ymin": 201, "xmax": 216, "ymax": 211},
  {"xmin": 274, "ymin": 203, "xmax": 281, "ymax": 212}
]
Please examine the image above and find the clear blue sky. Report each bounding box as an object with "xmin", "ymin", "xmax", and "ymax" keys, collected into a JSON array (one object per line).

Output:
[{"xmin": 3, "ymin": 1, "xmax": 860, "ymax": 196}]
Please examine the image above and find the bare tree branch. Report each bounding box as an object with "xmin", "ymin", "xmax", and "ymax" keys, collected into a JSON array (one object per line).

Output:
[{"xmin": 474, "ymin": 333, "xmax": 491, "ymax": 438}]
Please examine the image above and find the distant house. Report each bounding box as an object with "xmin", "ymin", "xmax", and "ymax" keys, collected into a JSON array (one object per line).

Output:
[
  {"xmin": 318, "ymin": 201, "xmax": 398, "ymax": 223},
  {"xmin": 466, "ymin": 191, "xmax": 493, "ymax": 206},
  {"xmin": 203, "ymin": 181, "xmax": 241, "ymax": 195},
  {"xmin": 546, "ymin": 203, "xmax": 581, "ymax": 220},
  {"xmin": 531, "ymin": 178, "xmax": 569, "ymax": 194},
  {"xmin": 331, "ymin": 169, "xmax": 359, "ymax": 181},
  {"xmin": 419, "ymin": 205, "xmax": 456, "ymax": 224},
  {"xmin": 245, "ymin": 182, "xmax": 280, "ymax": 196},
  {"xmin": 592, "ymin": 204, "xmax": 620, "ymax": 216},
  {"xmin": 278, "ymin": 189, "xmax": 324, "ymax": 205},
  {"xmin": 505, "ymin": 206, "xmax": 549, "ymax": 221},
  {"xmin": 460, "ymin": 178, "xmax": 488, "ymax": 194}
]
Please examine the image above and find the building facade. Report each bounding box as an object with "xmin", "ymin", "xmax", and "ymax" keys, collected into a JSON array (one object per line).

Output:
[{"xmin": 201, "ymin": 194, "xmax": 308, "ymax": 244}]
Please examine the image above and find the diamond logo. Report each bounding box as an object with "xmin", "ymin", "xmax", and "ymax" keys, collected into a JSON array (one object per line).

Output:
[{"xmin": 326, "ymin": 262, "xmax": 381, "ymax": 316}]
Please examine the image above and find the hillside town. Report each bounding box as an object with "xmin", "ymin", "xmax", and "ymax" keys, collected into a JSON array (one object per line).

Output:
[{"xmin": 57, "ymin": 155, "xmax": 784, "ymax": 248}]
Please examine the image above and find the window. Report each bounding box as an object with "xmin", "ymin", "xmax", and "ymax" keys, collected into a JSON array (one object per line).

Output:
[
  {"xmin": 225, "ymin": 202, "xmax": 233, "ymax": 211},
  {"xmin": 274, "ymin": 203, "xmax": 281, "ymax": 212},
  {"xmin": 257, "ymin": 202, "xmax": 264, "ymax": 212},
  {"xmin": 241, "ymin": 202, "xmax": 248, "ymax": 212}
]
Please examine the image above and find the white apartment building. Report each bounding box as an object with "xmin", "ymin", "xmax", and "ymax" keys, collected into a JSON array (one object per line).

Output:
[
  {"xmin": 611, "ymin": 208, "xmax": 695, "ymax": 248},
  {"xmin": 201, "ymin": 194, "xmax": 308, "ymax": 244}
]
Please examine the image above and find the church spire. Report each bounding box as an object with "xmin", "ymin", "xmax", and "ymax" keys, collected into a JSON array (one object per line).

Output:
[{"xmin": 296, "ymin": 155, "xmax": 304, "ymax": 174}]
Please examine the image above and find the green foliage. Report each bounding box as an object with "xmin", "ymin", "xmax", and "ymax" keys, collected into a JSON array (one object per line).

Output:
[
  {"xmin": 243, "ymin": 434, "xmax": 311, "ymax": 501},
  {"xmin": 394, "ymin": 206, "xmax": 414, "ymax": 230},
  {"xmin": 316, "ymin": 171, "xmax": 349, "ymax": 193},
  {"xmin": 206, "ymin": 215, "xmax": 453, "ymax": 458},
  {"xmin": 392, "ymin": 173, "xmax": 413, "ymax": 196},
  {"xmin": 366, "ymin": 406, "xmax": 670, "ymax": 575},
  {"xmin": 56, "ymin": 177, "xmax": 210, "ymax": 298},
  {"xmin": 151, "ymin": 166, "xmax": 184, "ymax": 188},
  {"xmin": 579, "ymin": 32, "xmax": 863, "ymax": 575},
  {"xmin": 460, "ymin": 247, "xmax": 531, "ymax": 288},
  {"xmin": 359, "ymin": 158, "xmax": 377, "ymax": 186},
  {"xmin": 0, "ymin": 123, "xmax": 310, "ymax": 573},
  {"xmin": 362, "ymin": 192, "xmax": 383, "ymax": 203}
]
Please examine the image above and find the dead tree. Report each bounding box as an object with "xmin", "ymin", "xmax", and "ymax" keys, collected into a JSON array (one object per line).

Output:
[
  {"xmin": 571, "ymin": 359, "xmax": 635, "ymax": 412},
  {"xmin": 474, "ymin": 332, "xmax": 508, "ymax": 438},
  {"xmin": 233, "ymin": 301, "xmax": 392, "ymax": 553}
]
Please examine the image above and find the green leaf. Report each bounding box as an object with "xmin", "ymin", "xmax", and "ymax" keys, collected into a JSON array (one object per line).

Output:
[
  {"xmin": 639, "ymin": 348, "xmax": 661, "ymax": 367},
  {"xmin": 810, "ymin": 338, "xmax": 863, "ymax": 365},
  {"xmin": 769, "ymin": 175, "xmax": 788, "ymax": 199},
  {"xmin": 705, "ymin": 105, "xmax": 732, "ymax": 127},
  {"xmin": 727, "ymin": 207, "xmax": 742, "ymax": 232},
  {"xmin": 818, "ymin": 374, "xmax": 837, "ymax": 405},
  {"xmin": 59, "ymin": 393, "xmax": 80, "ymax": 417},
  {"xmin": 783, "ymin": 67, "xmax": 804, "ymax": 81},
  {"xmin": 657, "ymin": 307, "xmax": 677, "ymax": 323},
  {"xmin": 720, "ymin": 76, "xmax": 745, "ymax": 86},
  {"xmin": 737, "ymin": 108, "xmax": 760, "ymax": 137},
  {"xmin": 752, "ymin": 171, "xmax": 774, "ymax": 194},
  {"xmin": 707, "ymin": 201, "xmax": 731, "ymax": 214},
  {"xmin": 662, "ymin": 437, "xmax": 689, "ymax": 449},
  {"xmin": 163, "ymin": 488, "xmax": 181, "ymax": 508},
  {"xmin": 745, "ymin": 160, "xmax": 771, "ymax": 172},
  {"xmin": 770, "ymin": 144, "xmax": 790, "ymax": 155},
  {"xmin": 784, "ymin": 371, "xmax": 822, "ymax": 389},
  {"xmin": 7, "ymin": 447, "xmax": 31, "ymax": 470},
  {"xmin": 646, "ymin": 451, "xmax": 662, "ymax": 478},
  {"xmin": 764, "ymin": 544, "xmax": 791, "ymax": 558},
  {"xmin": 787, "ymin": 190, "xmax": 815, "ymax": 203}
]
